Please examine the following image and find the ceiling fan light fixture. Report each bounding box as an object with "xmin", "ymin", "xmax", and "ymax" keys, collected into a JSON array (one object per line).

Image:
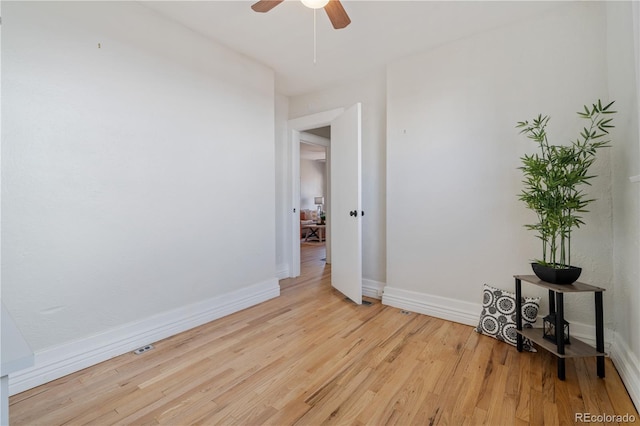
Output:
[
  {"xmin": 250, "ymin": 0, "xmax": 351, "ymax": 29},
  {"xmin": 301, "ymin": 0, "xmax": 329, "ymax": 10}
]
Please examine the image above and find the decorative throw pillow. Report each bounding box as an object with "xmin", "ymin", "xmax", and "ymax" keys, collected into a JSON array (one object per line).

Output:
[{"xmin": 476, "ymin": 284, "xmax": 540, "ymax": 352}]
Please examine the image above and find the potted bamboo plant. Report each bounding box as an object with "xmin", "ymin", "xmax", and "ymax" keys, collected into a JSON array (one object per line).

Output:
[{"xmin": 516, "ymin": 100, "xmax": 616, "ymax": 284}]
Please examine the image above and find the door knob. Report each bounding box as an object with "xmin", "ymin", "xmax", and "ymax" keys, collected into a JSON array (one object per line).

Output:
[{"xmin": 349, "ymin": 210, "xmax": 358, "ymax": 217}]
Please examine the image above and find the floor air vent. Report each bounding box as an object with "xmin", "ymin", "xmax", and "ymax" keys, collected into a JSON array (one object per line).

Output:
[{"xmin": 133, "ymin": 344, "xmax": 154, "ymax": 355}]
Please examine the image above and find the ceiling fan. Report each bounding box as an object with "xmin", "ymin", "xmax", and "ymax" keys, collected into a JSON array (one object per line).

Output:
[{"xmin": 251, "ymin": 0, "xmax": 351, "ymax": 29}]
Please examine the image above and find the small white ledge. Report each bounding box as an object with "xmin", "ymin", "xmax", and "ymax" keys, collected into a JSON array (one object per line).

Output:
[
  {"xmin": 1, "ymin": 303, "xmax": 34, "ymax": 377},
  {"xmin": 2, "ymin": 302, "xmax": 34, "ymax": 426},
  {"xmin": 630, "ymin": 175, "xmax": 640, "ymax": 183}
]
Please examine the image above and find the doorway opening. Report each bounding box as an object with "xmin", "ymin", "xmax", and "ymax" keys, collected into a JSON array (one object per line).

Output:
[
  {"xmin": 287, "ymin": 107, "xmax": 343, "ymax": 279},
  {"xmin": 286, "ymin": 104, "xmax": 362, "ymax": 304},
  {"xmin": 300, "ymin": 131, "xmax": 329, "ymax": 265}
]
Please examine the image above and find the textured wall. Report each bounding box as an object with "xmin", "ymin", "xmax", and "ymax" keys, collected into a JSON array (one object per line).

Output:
[
  {"xmin": 2, "ymin": 2, "xmax": 276, "ymax": 351},
  {"xmin": 386, "ymin": 2, "xmax": 613, "ymax": 327},
  {"xmin": 607, "ymin": 0, "xmax": 640, "ymax": 394}
]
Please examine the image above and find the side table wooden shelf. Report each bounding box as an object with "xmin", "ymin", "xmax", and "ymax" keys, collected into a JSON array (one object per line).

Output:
[{"xmin": 514, "ymin": 275, "xmax": 606, "ymax": 380}]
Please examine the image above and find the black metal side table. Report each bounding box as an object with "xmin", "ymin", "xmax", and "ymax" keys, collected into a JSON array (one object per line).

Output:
[{"xmin": 514, "ymin": 275, "xmax": 606, "ymax": 380}]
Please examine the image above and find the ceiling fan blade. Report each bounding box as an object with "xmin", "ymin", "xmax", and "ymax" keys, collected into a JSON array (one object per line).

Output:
[
  {"xmin": 324, "ymin": 0, "xmax": 351, "ymax": 29},
  {"xmin": 251, "ymin": 0, "xmax": 284, "ymax": 13}
]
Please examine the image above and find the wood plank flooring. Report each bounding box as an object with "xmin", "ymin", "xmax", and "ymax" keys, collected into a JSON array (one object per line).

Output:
[{"xmin": 10, "ymin": 243, "xmax": 639, "ymax": 425}]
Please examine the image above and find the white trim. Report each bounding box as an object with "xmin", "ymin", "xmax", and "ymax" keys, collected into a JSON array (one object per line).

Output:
[
  {"xmin": 630, "ymin": 175, "xmax": 640, "ymax": 183},
  {"xmin": 288, "ymin": 108, "xmax": 344, "ymax": 132},
  {"xmin": 610, "ymin": 332, "xmax": 640, "ymax": 409},
  {"xmin": 362, "ymin": 279, "xmax": 385, "ymax": 300},
  {"xmin": 290, "ymin": 129, "xmax": 301, "ymax": 277},
  {"xmin": 276, "ymin": 264, "xmax": 290, "ymax": 280},
  {"xmin": 567, "ymin": 321, "xmax": 614, "ymax": 352},
  {"xmin": 381, "ymin": 286, "xmax": 615, "ymax": 352},
  {"xmin": 326, "ymin": 144, "xmax": 332, "ymax": 265},
  {"xmin": 382, "ymin": 286, "xmax": 481, "ymax": 326},
  {"xmin": 8, "ymin": 278, "xmax": 280, "ymax": 395},
  {"xmin": 288, "ymin": 108, "xmax": 344, "ymax": 278}
]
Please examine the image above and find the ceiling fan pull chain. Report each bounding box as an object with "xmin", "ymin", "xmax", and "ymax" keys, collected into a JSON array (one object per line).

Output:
[{"xmin": 313, "ymin": 8, "xmax": 317, "ymax": 64}]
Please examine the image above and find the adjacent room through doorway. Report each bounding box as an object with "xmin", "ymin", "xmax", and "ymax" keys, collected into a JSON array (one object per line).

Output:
[{"xmin": 299, "ymin": 131, "xmax": 329, "ymax": 263}]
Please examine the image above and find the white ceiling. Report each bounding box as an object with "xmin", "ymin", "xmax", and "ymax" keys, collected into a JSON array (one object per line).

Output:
[{"xmin": 142, "ymin": 1, "xmax": 565, "ymax": 96}]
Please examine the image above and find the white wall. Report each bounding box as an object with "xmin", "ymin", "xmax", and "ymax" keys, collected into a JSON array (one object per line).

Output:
[
  {"xmin": 386, "ymin": 3, "xmax": 613, "ymax": 328},
  {"xmin": 288, "ymin": 70, "xmax": 387, "ymax": 285},
  {"xmin": 2, "ymin": 0, "xmax": 276, "ymax": 365},
  {"xmin": 607, "ymin": 1, "xmax": 640, "ymax": 407},
  {"xmin": 300, "ymin": 157, "xmax": 326, "ymax": 211}
]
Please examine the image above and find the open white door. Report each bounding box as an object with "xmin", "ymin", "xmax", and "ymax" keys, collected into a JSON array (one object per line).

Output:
[{"xmin": 330, "ymin": 103, "xmax": 362, "ymax": 304}]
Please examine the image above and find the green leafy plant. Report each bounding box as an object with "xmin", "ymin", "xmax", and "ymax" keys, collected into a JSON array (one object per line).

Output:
[{"xmin": 516, "ymin": 100, "xmax": 616, "ymax": 268}]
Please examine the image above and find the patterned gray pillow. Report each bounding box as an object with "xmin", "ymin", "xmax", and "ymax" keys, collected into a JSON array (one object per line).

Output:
[{"xmin": 476, "ymin": 284, "xmax": 540, "ymax": 352}]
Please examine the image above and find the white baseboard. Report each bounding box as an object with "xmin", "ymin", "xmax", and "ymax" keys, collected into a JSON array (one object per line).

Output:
[
  {"xmin": 276, "ymin": 263, "xmax": 290, "ymax": 280},
  {"xmin": 8, "ymin": 278, "xmax": 280, "ymax": 395},
  {"xmin": 12, "ymin": 278, "xmax": 637, "ymax": 411},
  {"xmin": 381, "ymin": 286, "xmax": 481, "ymax": 326},
  {"xmin": 380, "ymin": 286, "xmax": 616, "ymax": 353},
  {"xmin": 566, "ymin": 321, "xmax": 614, "ymax": 353},
  {"xmin": 610, "ymin": 332, "xmax": 640, "ymax": 409},
  {"xmin": 363, "ymin": 279, "xmax": 385, "ymax": 300}
]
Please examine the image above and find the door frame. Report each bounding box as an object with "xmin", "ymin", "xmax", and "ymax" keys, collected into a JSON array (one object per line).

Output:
[{"xmin": 287, "ymin": 108, "xmax": 344, "ymax": 277}]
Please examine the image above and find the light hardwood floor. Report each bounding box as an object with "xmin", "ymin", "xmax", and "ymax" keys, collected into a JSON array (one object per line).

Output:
[{"xmin": 10, "ymin": 244, "xmax": 639, "ymax": 425}]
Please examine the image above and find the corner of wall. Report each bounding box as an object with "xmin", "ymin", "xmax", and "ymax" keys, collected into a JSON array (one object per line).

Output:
[{"xmin": 610, "ymin": 331, "xmax": 640, "ymax": 409}]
